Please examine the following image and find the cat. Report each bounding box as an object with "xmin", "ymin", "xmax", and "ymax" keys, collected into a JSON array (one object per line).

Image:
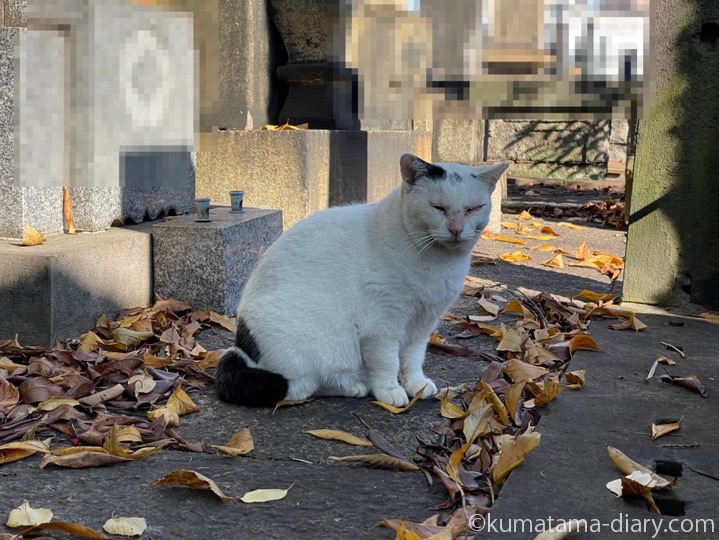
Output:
[{"xmin": 215, "ymin": 153, "xmax": 509, "ymax": 407}]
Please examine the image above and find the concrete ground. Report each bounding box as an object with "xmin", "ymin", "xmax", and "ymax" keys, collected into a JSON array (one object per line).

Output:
[{"xmin": 1, "ymin": 191, "xmax": 717, "ymax": 539}]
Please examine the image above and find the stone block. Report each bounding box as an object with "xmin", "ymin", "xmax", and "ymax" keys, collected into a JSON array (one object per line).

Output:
[
  {"xmin": 152, "ymin": 208, "xmax": 282, "ymax": 315},
  {"xmin": 6, "ymin": 0, "xmax": 26, "ymax": 27},
  {"xmin": 0, "ymin": 225, "xmax": 153, "ymax": 346},
  {"xmin": 487, "ymin": 120, "xmax": 610, "ymax": 165},
  {"xmin": 0, "ymin": 1, "xmax": 196, "ymax": 236},
  {"xmin": 508, "ymin": 162, "xmax": 606, "ymax": 181},
  {"xmin": 195, "ymin": 129, "xmax": 431, "ymax": 229}
]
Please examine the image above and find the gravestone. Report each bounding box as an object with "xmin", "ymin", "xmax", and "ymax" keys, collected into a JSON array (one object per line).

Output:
[{"xmin": 0, "ymin": 0, "xmax": 195, "ymax": 238}]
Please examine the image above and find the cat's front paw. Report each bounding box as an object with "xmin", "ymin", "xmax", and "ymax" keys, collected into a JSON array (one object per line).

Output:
[
  {"xmin": 373, "ymin": 385, "xmax": 410, "ymax": 407},
  {"xmin": 403, "ymin": 378, "xmax": 438, "ymax": 399},
  {"xmin": 344, "ymin": 380, "xmax": 369, "ymax": 398}
]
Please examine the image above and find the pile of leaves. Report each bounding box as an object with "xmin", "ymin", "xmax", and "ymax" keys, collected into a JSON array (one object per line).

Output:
[
  {"xmin": 376, "ymin": 286, "xmax": 651, "ymax": 538},
  {"xmin": 508, "ymin": 190, "xmax": 626, "ymax": 230},
  {"xmin": 0, "ymin": 296, "xmax": 233, "ymax": 462}
]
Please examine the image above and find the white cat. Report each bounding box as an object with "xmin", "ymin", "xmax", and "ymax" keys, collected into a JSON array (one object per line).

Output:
[{"xmin": 216, "ymin": 154, "xmax": 508, "ymax": 407}]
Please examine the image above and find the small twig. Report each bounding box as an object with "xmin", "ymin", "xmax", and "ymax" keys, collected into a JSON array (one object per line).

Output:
[
  {"xmin": 659, "ymin": 442, "xmax": 699, "ymax": 448},
  {"xmin": 660, "ymin": 341, "xmax": 686, "ymax": 358}
]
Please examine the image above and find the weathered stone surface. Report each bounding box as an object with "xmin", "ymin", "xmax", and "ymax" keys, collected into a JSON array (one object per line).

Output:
[
  {"xmin": 5, "ymin": 0, "xmax": 26, "ymax": 27},
  {"xmin": 487, "ymin": 120, "xmax": 611, "ymax": 165},
  {"xmin": 625, "ymin": 0, "xmax": 719, "ymax": 308},
  {"xmin": 195, "ymin": 129, "xmax": 431, "ymax": 229},
  {"xmin": 508, "ymin": 162, "xmax": 606, "ymax": 181},
  {"xmin": 153, "ymin": 208, "xmax": 283, "ymax": 315},
  {"xmin": 0, "ymin": 225, "xmax": 153, "ymax": 345}
]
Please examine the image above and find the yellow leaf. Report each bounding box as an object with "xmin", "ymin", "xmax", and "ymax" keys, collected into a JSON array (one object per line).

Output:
[
  {"xmin": 482, "ymin": 233, "xmax": 528, "ymax": 245},
  {"xmin": 574, "ymin": 289, "xmax": 613, "ymax": 302},
  {"xmin": 657, "ymin": 356, "xmax": 676, "ymax": 366},
  {"xmin": 329, "ymin": 454, "xmax": 420, "ymax": 472},
  {"xmin": 505, "ymin": 358, "xmax": 549, "ymax": 382},
  {"xmin": 525, "ymin": 235, "xmax": 556, "ymax": 241},
  {"xmin": 532, "ymin": 378, "xmax": 563, "ymax": 406},
  {"xmin": 525, "ymin": 345, "xmax": 562, "ymax": 365},
  {"xmin": 542, "ymin": 254, "xmax": 564, "ymax": 268},
  {"xmin": 462, "ymin": 401, "xmax": 493, "ymax": 443},
  {"xmin": 37, "ymin": 397, "xmax": 80, "ymax": 411},
  {"xmin": 491, "ymin": 425, "xmax": 541, "ymax": 484},
  {"xmin": 22, "ymin": 224, "xmax": 45, "ymax": 246},
  {"xmin": 102, "ymin": 517, "xmax": 147, "ymax": 537},
  {"xmin": 478, "ymin": 296, "xmax": 500, "ymax": 316},
  {"xmin": 372, "ymin": 385, "xmax": 426, "ymax": 414},
  {"xmin": 529, "ymin": 243, "xmax": 559, "ymax": 252},
  {"xmin": 63, "ymin": 187, "xmax": 76, "ymax": 235},
  {"xmin": 439, "ymin": 393, "xmax": 468, "ymax": 419},
  {"xmin": 149, "ymin": 470, "xmax": 231, "ymax": 500},
  {"xmin": 304, "ymin": 429, "xmax": 372, "ymax": 447},
  {"xmin": 651, "ymin": 417, "xmax": 683, "ymax": 440},
  {"xmin": 240, "ymin": 485, "xmax": 293, "ymax": 503},
  {"xmin": 127, "ymin": 372, "xmax": 156, "ymax": 397},
  {"xmin": 272, "ymin": 398, "xmax": 314, "ymax": 414},
  {"xmin": 6, "ymin": 501, "xmax": 53, "ymax": 527},
  {"xmin": 166, "ymin": 385, "xmax": 200, "ymax": 416},
  {"xmin": 499, "ymin": 251, "xmax": 532, "ymax": 264},
  {"xmin": 501, "ymin": 221, "xmax": 519, "ymax": 229},
  {"xmin": 478, "ymin": 381, "xmax": 510, "ymax": 425},
  {"xmin": 210, "ymin": 427, "xmax": 255, "ymax": 456},
  {"xmin": 103, "ymin": 424, "xmax": 165, "ymax": 460},
  {"xmin": 574, "ymin": 241, "xmax": 591, "ymax": 260},
  {"xmin": 557, "ymin": 222, "xmax": 584, "ymax": 230},
  {"xmin": 568, "ymin": 334, "xmax": 602, "ymax": 354},
  {"xmin": 147, "ymin": 407, "xmax": 180, "ymax": 428},
  {"xmin": 565, "ymin": 370, "xmax": 586, "ymax": 389},
  {"xmin": 496, "ymin": 329, "xmax": 524, "ymax": 352},
  {"xmin": 446, "ymin": 439, "xmax": 473, "ymax": 482},
  {"xmin": 505, "ymin": 381, "xmax": 526, "ymax": 424},
  {"xmin": 502, "ymin": 300, "xmax": 535, "ymax": 320},
  {"xmin": 518, "ymin": 210, "xmax": 532, "ymax": 220},
  {"xmin": 699, "ymin": 312, "xmax": 719, "ymax": 323},
  {"xmin": 0, "ymin": 440, "xmax": 51, "ymax": 465}
]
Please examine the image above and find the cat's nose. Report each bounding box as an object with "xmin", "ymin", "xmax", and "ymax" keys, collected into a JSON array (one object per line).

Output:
[{"xmin": 449, "ymin": 225, "xmax": 463, "ymax": 237}]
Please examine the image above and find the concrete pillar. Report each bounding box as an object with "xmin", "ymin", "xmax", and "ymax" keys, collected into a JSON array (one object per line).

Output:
[{"xmin": 624, "ymin": 0, "xmax": 719, "ymax": 308}]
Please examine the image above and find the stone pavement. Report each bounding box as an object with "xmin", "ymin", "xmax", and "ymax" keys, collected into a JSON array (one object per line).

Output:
[{"xmin": 1, "ymin": 204, "xmax": 717, "ymax": 539}]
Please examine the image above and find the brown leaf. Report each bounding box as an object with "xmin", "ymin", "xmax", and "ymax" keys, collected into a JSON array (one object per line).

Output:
[
  {"xmin": 564, "ymin": 370, "xmax": 586, "ymax": 390},
  {"xmin": 111, "ymin": 327, "xmax": 154, "ymax": 347},
  {"xmin": 574, "ymin": 289, "xmax": 613, "ymax": 302},
  {"xmin": 212, "ymin": 427, "xmax": 256, "ymax": 456},
  {"xmin": 63, "ymin": 187, "xmax": 76, "ymax": 234},
  {"xmin": 574, "ymin": 241, "xmax": 591, "ymax": 260},
  {"xmin": 195, "ymin": 349, "xmax": 224, "ymax": 371},
  {"xmin": 16, "ymin": 521, "xmax": 107, "ymax": 539},
  {"xmin": 22, "ymin": 224, "xmax": 45, "ymax": 246},
  {"xmin": 531, "ymin": 378, "xmax": 563, "ymax": 407},
  {"xmin": 662, "ymin": 374, "xmax": 707, "ymax": 397},
  {"xmin": 329, "ymin": 454, "xmax": 420, "ymax": 472},
  {"xmin": 539, "ymin": 226, "xmax": 559, "ymax": 236},
  {"xmin": 439, "ymin": 394, "xmax": 468, "ymax": 419},
  {"xmin": 496, "ymin": 329, "xmax": 524, "ymax": 352},
  {"xmin": 166, "ymin": 385, "xmax": 200, "ymax": 416},
  {"xmin": 78, "ymin": 384, "xmax": 125, "ymax": 408},
  {"xmin": 0, "ymin": 440, "xmax": 51, "ymax": 465},
  {"xmin": 606, "ymin": 446, "xmax": 675, "ymax": 489},
  {"xmin": 567, "ymin": 334, "xmax": 601, "ymax": 354},
  {"xmin": 149, "ymin": 469, "xmax": 231, "ymax": 500},
  {"xmin": 39, "ymin": 451, "xmax": 132, "ymax": 469},
  {"xmin": 18, "ymin": 377, "xmax": 64, "ymax": 404},
  {"xmin": 272, "ymin": 398, "xmax": 314, "ymax": 414},
  {"xmin": 304, "ymin": 429, "xmax": 372, "ymax": 447},
  {"xmin": 209, "ymin": 312, "xmax": 237, "ymax": 333},
  {"xmin": 505, "ymin": 381, "xmax": 526, "ymax": 425}
]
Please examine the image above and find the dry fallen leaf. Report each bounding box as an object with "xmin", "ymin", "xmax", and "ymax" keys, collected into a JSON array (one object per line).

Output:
[
  {"xmin": 22, "ymin": 224, "xmax": 45, "ymax": 246},
  {"xmin": 372, "ymin": 385, "xmax": 426, "ymax": 414},
  {"xmin": 657, "ymin": 356, "xmax": 676, "ymax": 366},
  {"xmin": 558, "ymin": 222, "xmax": 584, "ymax": 230},
  {"xmin": 0, "ymin": 440, "xmax": 51, "ymax": 465},
  {"xmin": 505, "ymin": 358, "xmax": 549, "ymax": 382},
  {"xmin": 12, "ymin": 521, "xmax": 107, "ymax": 539},
  {"xmin": 272, "ymin": 398, "xmax": 314, "ymax": 414},
  {"xmin": 606, "ymin": 446, "xmax": 674, "ymax": 489},
  {"xmin": 496, "ymin": 329, "xmax": 524, "ymax": 352},
  {"xmin": 567, "ymin": 334, "xmax": 601, "ymax": 354},
  {"xmin": 209, "ymin": 312, "xmax": 237, "ymax": 333},
  {"xmin": 661, "ymin": 374, "xmax": 708, "ymax": 397},
  {"xmin": 102, "ymin": 517, "xmax": 147, "ymax": 537},
  {"xmin": 526, "ymin": 235, "xmax": 557, "ymax": 241},
  {"xmin": 483, "ymin": 233, "xmax": 528, "ymax": 245},
  {"xmin": 211, "ymin": 427, "xmax": 255, "ymax": 456},
  {"xmin": 574, "ymin": 241, "xmax": 591, "ymax": 260},
  {"xmin": 574, "ymin": 289, "xmax": 613, "ymax": 302},
  {"xmin": 6, "ymin": 500, "xmax": 53, "ymax": 527},
  {"xmin": 166, "ymin": 385, "xmax": 200, "ymax": 416},
  {"xmin": 542, "ymin": 254, "xmax": 564, "ymax": 269},
  {"xmin": 491, "ymin": 425, "xmax": 541, "ymax": 484},
  {"xmin": 564, "ymin": 370, "xmax": 585, "ymax": 390},
  {"xmin": 532, "ymin": 378, "xmax": 564, "ymax": 407},
  {"xmin": 63, "ymin": 187, "xmax": 76, "ymax": 235},
  {"xmin": 0, "ymin": 376, "xmax": 20, "ymax": 413},
  {"xmin": 518, "ymin": 210, "xmax": 532, "ymax": 220},
  {"xmin": 239, "ymin": 485, "xmax": 293, "ymax": 503},
  {"xmin": 478, "ymin": 296, "xmax": 500, "ymax": 317},
  {"xmin": 304, "ymin": 429, "xmax": 372, "ymax": 447},
  {"xmin": 439, "ymin": 393, "xmax": 468, "ymax": 419},
  {"xmin": 149, "ymin": 469, "xmax": 231, "ymax": 501},
  {"xmin": 329, "ymin": 454, "xmax": 420, "ymax": 472},
  {"xmin": 651, "ymin": 417, "xmax": 683, "ymax": 440},
  {"xmin": 499, "ymin": 250, "xmax": 532, "ymax": 263}
]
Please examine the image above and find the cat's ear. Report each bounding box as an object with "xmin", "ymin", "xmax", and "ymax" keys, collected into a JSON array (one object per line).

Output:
[
  {"xmin": 476, "ymin": 161, "xmax": 510, "ymax": 188},
  {"xmin": 400, "ymin": 154, "xmax": 446, "ymax": 185}
]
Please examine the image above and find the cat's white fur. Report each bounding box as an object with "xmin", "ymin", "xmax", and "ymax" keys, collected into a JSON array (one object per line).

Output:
[{"xmin": 233, "ymin": 154, "xmax": 508, "ymax": 406}]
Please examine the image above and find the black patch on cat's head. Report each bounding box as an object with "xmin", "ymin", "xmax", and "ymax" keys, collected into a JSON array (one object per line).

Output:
[{"xmin": 400, "ymin": 154, "xmax": 446, "ymax": 185}]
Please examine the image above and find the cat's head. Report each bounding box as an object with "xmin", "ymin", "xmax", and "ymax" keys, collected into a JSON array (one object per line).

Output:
[{"xmin": 399, "ymin": 154, "xmax": 509, "ymax": 251}]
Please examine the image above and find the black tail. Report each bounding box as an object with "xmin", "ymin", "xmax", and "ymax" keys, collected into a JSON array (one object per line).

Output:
[{"xmin": 215, "ymin": 318, "xmax": 289, "ymax": 407}]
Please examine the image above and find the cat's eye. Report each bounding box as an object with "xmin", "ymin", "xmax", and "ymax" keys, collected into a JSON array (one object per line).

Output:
[
  {"xmin": 431, "ymin": 204, "xmax": 447, "ymax": 214},
  {"xmin": 465, "ymin": 205, "xmax": 485, "ymax": 215}
]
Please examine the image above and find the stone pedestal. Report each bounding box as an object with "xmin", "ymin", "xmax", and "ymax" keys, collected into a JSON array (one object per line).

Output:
[
  {"xmin": 0, "ymin": 0, "xmax": 196, "ymax": 238},
  {"xmin": 152, "ymin": 208, "xmax": 283, "ymax": 315},
  {"xmin": 195, "ymin": 129, "xmax": 431, "ymax": 230},
  {"xmin": 0, "ymin": 224, "xmax": 153, "ymax": 346}
]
